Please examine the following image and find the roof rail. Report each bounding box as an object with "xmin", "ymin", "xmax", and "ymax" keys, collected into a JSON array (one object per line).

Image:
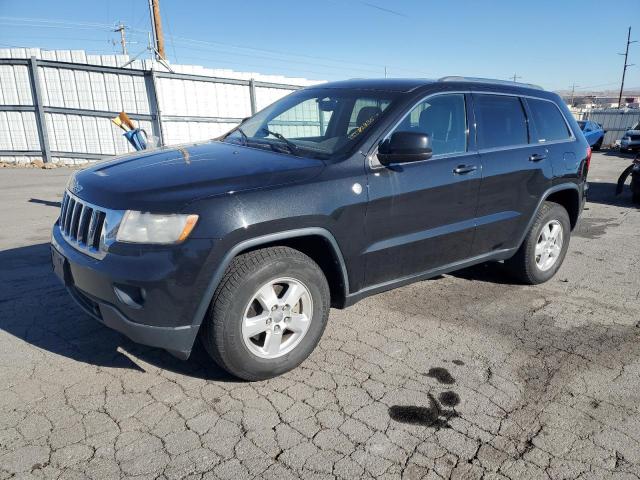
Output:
[{"xmin": 438, "ymin": 76, "xmax": 544, "ymax": 91}]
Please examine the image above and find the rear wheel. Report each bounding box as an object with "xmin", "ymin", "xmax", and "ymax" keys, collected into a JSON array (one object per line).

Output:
[
  {"xmin": 200, "ymin": 246, "xmax": 330, "ymax": 381},
  {"xmin": 506, "ymin": 202, "xmax": 571, "ymax": 284},
  {"xmin": 593, "ymin": 138, "xmax": 603, "ymax": 151}
]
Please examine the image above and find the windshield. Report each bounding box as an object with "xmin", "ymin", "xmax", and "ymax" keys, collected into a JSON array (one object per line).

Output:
[
  {"xmin": 222, "ymin": 88, "xmax": 398, "ymax": 160},
  {"xmin": 631, "ymin": 122, "xmax": 640, "ymax": 131}
]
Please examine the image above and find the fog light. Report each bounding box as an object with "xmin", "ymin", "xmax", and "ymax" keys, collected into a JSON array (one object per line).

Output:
[{"xmin": 113, "ymin": 284, "xmax": 145, "ymax": 309}]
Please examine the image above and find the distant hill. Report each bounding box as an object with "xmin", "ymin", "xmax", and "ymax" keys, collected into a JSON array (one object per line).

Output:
[{"xmin": 555, "ymin": 87, "xmax": 640, "ymax": 97}]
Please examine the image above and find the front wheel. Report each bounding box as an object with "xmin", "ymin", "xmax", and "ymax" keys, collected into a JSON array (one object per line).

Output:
[
  {"xmin": 200, "ymin": 246, "xmax": 330, "ymax": 381},
  {"xmin": 506, "ymin": 202, "xmax": 571, "ymax": 284}
]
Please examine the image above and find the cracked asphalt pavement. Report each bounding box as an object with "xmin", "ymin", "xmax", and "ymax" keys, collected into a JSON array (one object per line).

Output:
[{"xmin": 1, "ymin": 152, "xmax": 639, "ymax": 479}]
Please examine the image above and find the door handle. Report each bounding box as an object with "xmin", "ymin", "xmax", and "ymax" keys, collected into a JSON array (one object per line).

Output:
[
  {"xmin": 529, "ymin": 153, "xmax": 547, "ymax": 162},
  {"xmin": 453, "ymin": 164, "xmax": 477, "ymax": 174}
]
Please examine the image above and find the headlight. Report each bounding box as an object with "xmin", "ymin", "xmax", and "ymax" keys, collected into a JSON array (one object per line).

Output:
[{"xmin": 116, "ymin": 211, "xmax": 199, "ymax": 244}]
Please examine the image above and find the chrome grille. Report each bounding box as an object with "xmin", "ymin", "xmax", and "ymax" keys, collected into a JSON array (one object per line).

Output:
[{"xmin": 59, "ymin": 191, "xmax": 107, "ymax": 254}]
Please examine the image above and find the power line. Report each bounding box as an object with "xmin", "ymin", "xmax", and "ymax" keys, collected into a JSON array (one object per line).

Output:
[{"xmin": 0, "ymin": 15, "xmax": 435, "ymax": 77}]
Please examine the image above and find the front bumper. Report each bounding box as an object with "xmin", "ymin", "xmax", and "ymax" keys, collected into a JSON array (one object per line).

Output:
[{"xmin": 51, "ymin": 223, "xmax": 216, "ymax": 358}]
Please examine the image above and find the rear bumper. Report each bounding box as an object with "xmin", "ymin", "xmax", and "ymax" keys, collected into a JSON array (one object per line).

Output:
[
  {"xmin": 51, "ymin": 223, "xmax": 217, "ymax": 358},
  {"xmin": 621, "ymin": 140, "xmax": 640, "ymax": 150}
]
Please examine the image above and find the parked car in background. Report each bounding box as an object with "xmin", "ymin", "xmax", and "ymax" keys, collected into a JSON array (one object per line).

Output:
[
  {"xmin": 577, "ymin": 120, "xmax": 605, "ymax": 150},
  {"xmin": 620, "ymin": 121, "xmax": 640, "ymax": 153},
  {"xmin": 51, "ymin": 77, "xmax": 590, "ymax": 380}
]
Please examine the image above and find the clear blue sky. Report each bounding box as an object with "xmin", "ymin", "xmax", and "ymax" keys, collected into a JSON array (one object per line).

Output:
[{"xmin": 0, "ymin": 0, "xmax": 638, "ymax": 92}]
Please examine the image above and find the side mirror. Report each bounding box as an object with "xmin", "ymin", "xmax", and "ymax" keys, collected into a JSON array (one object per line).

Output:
[{"xmin": 377, "ymin": 132, "xmax": 432, "ymax": 165}]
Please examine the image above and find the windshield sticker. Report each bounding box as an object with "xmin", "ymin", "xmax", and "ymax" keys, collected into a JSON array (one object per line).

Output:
[{"xmin": 348, "ymin": 113, "xmax": 380, "ymax": 140}]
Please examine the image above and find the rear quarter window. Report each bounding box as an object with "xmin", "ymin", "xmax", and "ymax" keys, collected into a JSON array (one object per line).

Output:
[
  {"xmin": 474, "ymin": 94, "xmax": 528, "ymax": 149},
  {"xmin": 527, "ymin": 98, "xmax": 572, "ymax": 143}
]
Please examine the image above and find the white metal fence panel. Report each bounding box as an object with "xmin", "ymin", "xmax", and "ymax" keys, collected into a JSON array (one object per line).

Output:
[
  {"xmin": 0, "ymin": 65, "xmax": 32, "ymax": 105},
  {"xmin": 255, "ymin": 86, "xmax": 295, "ymax": 111},
  {"xmin": 571, "ymin": 108, "xmax": 640, "ymax": 145}
]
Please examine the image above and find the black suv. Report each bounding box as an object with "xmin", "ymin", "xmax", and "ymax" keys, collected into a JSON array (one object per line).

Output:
[{"xmin": 51, "ymin": 77, "xmax": 589, "ymax": 380}]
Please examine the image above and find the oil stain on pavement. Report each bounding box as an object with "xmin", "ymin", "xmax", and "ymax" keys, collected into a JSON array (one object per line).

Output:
[
  {"xmin": 424, "ymin": 366, "xmax": 455, "ymax": 384},
  {"xmin": 389, "ymin": 366, "xmax": 460, "ymax": 428}
]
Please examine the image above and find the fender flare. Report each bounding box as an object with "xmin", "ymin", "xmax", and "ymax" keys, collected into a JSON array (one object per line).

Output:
[
  {"xmin": 516, "ymin": 183, "xmax": 581, "ymax": 248},
  {"xmin": 189, "ymin": 227, "xmax": 349, "ymax": 332}
]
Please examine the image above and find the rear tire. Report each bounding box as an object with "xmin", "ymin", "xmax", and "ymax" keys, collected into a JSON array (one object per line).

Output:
[
  {"xmin": 200, "ymin": 246, "xmax": 330, "ymax": 381},
  {"xmin": 506, "ymin": 202, "xmax": 571, "ymax": 284},
  {"xmin": 593, "ymin": 138, "xmax": 603, "ymax": 151}
]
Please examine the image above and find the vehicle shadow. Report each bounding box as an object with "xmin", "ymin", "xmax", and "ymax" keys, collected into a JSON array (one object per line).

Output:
[
  {"xmin": 0, "ymin": 242, "xmax": 237, "ymax": 382},
  {"xmin": 601, "ymin": 149, "xmax": 637, "ymax": 159},
  {"xmin": 587, "ymin": 181, "xmax": 639, "ymax": 208},
  {"xmin": 448, "ymin": 262, "xmax": 522, "ymax": 285}
]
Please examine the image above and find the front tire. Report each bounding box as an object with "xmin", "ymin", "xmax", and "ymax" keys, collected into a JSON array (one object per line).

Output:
[
  {"xmin": 506, "ymin": 202, "xmax": 571, "ymax": 284},
  {"xmin": 201, "ymin": 246, "xmax": 330, "ymax": 381}
]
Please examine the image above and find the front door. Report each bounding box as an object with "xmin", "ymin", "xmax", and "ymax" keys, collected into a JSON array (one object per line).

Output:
[{"xmin": 363, "ymin": 93, "xmax": 481, "ymax": 287}]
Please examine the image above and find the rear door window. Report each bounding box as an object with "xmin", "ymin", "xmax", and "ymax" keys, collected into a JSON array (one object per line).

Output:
[
  {"xmin": 527, "ymin": 98, "xmax": 572, "ymax": 143},
  {"xmin": 474, "ymin": 94, "xmax": 528, "ymax": 149}
]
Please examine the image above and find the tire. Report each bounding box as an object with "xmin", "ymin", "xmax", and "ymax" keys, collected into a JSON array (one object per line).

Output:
[
  {"xmin": 505, "ymin": 202, "xmax": 571, "ymax": 285},
  {"xmin": 200, "ymin": 246, "xmax": 330, "ymax": 381},
  {"xmin": 593, "ymin": 138, "xmax": 602, "ymax": 151}
]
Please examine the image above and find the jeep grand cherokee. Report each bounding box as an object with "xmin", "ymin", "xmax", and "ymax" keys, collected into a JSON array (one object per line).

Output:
[{"xmin": 51, "ymin": 77, "xmax": 589, "ymax": 380}]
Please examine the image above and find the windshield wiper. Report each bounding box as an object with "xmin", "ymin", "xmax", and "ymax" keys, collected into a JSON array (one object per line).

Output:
[{"xmin": 261, "ymin": 128, "xmax": 299, "ymax": 155}]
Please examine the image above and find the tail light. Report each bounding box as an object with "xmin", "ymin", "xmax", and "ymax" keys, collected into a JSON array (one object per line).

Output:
[{"xmin": 585, "ymin": 146, "xmax": 592, "ymax": 172}]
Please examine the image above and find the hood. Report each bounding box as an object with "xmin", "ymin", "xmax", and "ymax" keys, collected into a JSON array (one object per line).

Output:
[
  {"xmin": 624, "ymin": 130, "xmax": 640, "ymax": 136},
  {"xmin": 71, "ymin": 141, "xmax": 325, "ymax": 211}
]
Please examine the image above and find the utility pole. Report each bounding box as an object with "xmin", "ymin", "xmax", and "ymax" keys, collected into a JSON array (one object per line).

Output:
[
  {"xmin": 569, "ymin": 82, "xmax": 579, "ymax": 106},
  {"xmin": 617, "ymin": 27, "xmax": 637, "ymax": 109},
  {"xmin": 148, "ymin": 0, "xmax": 166, "ymax": 60},
  {"xmin": 113, "ymin": 22, "xmax": 127, "ymax": 56},
  {"xmin": 511, "ymin": 73, "xmax": 521, "ymax": 82}
]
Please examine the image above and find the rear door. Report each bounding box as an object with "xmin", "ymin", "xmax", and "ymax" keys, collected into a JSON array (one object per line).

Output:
[
  {"xmin": 470, "ymin": 93, "xmax": 553, "ymax": 256},
  {"xmin": 524, "ymin": 96, "xmax": 577, "ymax": 181},
  {"xmin": 363, "ymin": 93, "xmax": 481, "ymax": 287}
]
